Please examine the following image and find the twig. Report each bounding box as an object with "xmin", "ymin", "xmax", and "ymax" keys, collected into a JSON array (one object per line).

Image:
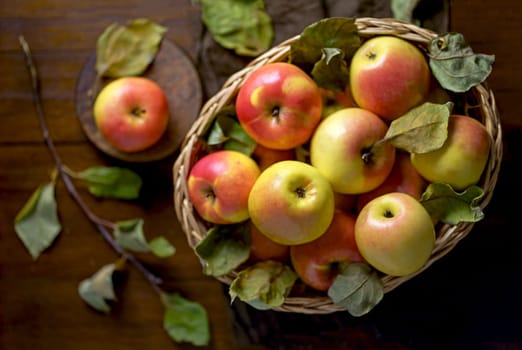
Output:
[{"xmin": 18, "ymin": 35, "xmax": 163, "ymax": 294}]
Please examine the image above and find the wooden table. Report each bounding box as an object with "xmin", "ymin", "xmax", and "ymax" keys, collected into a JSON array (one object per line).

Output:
[{"xmin": 1, "ymin": 1, "xmax": 521, "ymax": 349}]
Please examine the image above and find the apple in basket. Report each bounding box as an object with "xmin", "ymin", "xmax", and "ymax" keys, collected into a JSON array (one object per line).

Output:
[
  {"xmin": 355, "ymin": 192, "xmax": 435, "ymax": 277},
  {"xmin": 411, "ymin": 115, "xmax": 491, "ymax": 190},
  {"xmin": 248, "ymin": 160, "xmax": 335, "ymax": 245},
  {"xmin": 250, "ymin": 144, "xmax": 296, "ymax": 171},
  {"xmin": 248, "ymin": 221, "xmax": 290, "ymax": 263},
  {"xmin": 350, "ymin": 36, "xmax": 431, "ymax": 121},
  {"xmin": 187, "ymin": 150, "xmax": 261, "ymax": 224},
  {"xmin": 235, "ymin": 62, "xmax": 323, "ymax": 150},
  {"xmin": 356, "ymin": 151, "xmax": 427, "ymax": 213},
  {"xmin": 290, "ymin": 210, "xmax": 365, "ymax": 291},
  {"xmin": 310, "ymin": 107, "xmax": 396, "ymax": 194},
  {"xmin": 93, "ymin": 76, "xmax": 169, "ymax": 152}
]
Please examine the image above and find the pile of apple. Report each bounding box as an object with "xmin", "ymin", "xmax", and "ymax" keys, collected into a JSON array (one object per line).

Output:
[{"xmin": 186, "ymin": 35, "xmax": 491, "ymax": 295}]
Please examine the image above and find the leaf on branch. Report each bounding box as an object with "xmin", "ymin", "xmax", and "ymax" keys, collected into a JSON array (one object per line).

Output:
[
  {"xmin": 148, "ymin": 236, "xmax": 176, "ymax": 258},
  {"xmin": 229, "ymin": 260, "xmax": 297, "ymax": 309},
  {"xmin": 195, "ymin": 223, "xmax": 250, "ymax": 277},
  {"xmin": 161, "ymin": 292, "xmax": 210, "ymax": 346},
  {"xmin": 384, "ymin": 102, "xmax": 452, "ymax": 154},
  {"xmin": 96, "ymin": 18, "xmax": 167, "ymax": 78},
  {"xmin": 327, "ymin": 263, "xmax": 384, "ymax": 317},
  {"xmin": 14, "ymin": 181, "xmax": 62, "ymax": 260},
  {"xmin": 420, "ymin": 182, "xmax": 485, "ymax": 224},
  {"xmin": 429, "ymin": 32, "xmax": 495, "ymax": 93},
  {"xmin": 78, "ymin": 261, "xmax": 124, "ymax": 314},
  {"xmin": 114, "ymin": 219, "xmax": 150, "ymax": 253},
  {"xmin": 206, "ymin": 108, "xmax": 257, "ymax": 156},
  {"xmin": 75, "ymin": 166, "xmax": 142, "ymax": 200},
  {"xmin": 199, "ymin": 0, "xmax": 273, "ymax": 56}
]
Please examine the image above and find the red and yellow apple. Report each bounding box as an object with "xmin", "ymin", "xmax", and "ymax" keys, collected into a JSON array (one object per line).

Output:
[
  {"xmin": 235, "ymin": 62, "xmax": 323, "ymax": 150},
  {"xmin": 350, "ymin": 36, "xmax": 430, "ymax": 121},
  {"xmin": 310, "ymin": 107, "xmax": 396, "ymax": 194},
  {"xmin": 248, "ymin": 160, "xmax": 335, "ymax": 245},
  {"xmin": 93, "ymin": 76, "xmax": 169, "ymax": 152},
  {"xmin": 251, "ymin": 144, "xmax": 296, "ymax": 171},
  {"xmin": 248, "ymin": 221, "xmax": 290, "ymax": 263},
  {"xmin": 187, "ymin": 150, "xmax": 261, "ymax": 224},
  {"xmin": 355, "ymin": 192, "xmax": 435, "ymax": 276},
  {"xmin": 356, "ymin": 152, "xmax": 427, "ymax": 213},
  {"xmin": 290, "ymin": 210, "xmax": 365, "ymax": 291},
  {"xmin": 410, "ymin": 115, "xmax": 491, "ymax": 190}
]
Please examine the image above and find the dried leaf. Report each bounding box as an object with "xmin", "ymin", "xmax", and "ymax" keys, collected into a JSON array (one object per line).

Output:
[
  {"xmin": 78, "ymin": 262, "xmax": 123, "ymax": 313},
  {"xmin": 311, "ymin": 48, "xmax": 350, "ymax": 92},
  {"xmin": 384, "ymin": 102, "xmax": 452, "ymax": 154},
  {"xmin": 199, "ymin": 0, "xmax": 273, "ymax": 56},
  {"xmin": 195, "ymin": 224, "xmax": 250, "ymax": 277},
  {"xmin": 327, "ymin": 263, "xmax": 384, "ymax": 317},
  {"xmin": 229, "ymin": 260, "xmax": 297, "ymax": 308},
  {"xmin": 420, "ymin": 182, "xmax": 485, "ymax": 224},
  {"xmin": 14, "ymin": 182, "xmax": 62, "ymax": 260},
  {"xmin": 290, "ymin": 17, "xmax": 360, "ymax": 74},
  {"xmin": 75, "ymin": 166, "xmax": 142, "ymax": 200},
  {"xmin": 161, "ymin": 293, "xmax": 210, "ymax": 346},
  {"xmin": 429, "ymin": 32, "xmax": 495, "ymax": 93},
  {"xmin": 96, "ymin": 18, "xmax": 167, "ymax": 77}
]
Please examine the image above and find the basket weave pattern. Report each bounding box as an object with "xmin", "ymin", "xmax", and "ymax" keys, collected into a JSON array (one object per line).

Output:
[{"xmin": 173, "ymin": 18, "xmax": 503, "ymax": 314}]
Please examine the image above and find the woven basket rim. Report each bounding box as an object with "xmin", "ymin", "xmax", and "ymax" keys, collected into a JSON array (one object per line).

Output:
[{"xmin": 173, "ymin": 17, "xmax": 503, "ymax": 314}]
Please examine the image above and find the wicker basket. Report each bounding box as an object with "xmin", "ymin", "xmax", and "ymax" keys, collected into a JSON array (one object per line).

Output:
[{"xmin": 173, "ymin": 17, "xmax": 503, "ymax": 314}]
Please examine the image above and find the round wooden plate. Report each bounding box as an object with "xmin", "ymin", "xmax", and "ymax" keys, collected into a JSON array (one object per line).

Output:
[{"xmin": 75, "ymin": 40, "xmax": 202, "ymax": 162}]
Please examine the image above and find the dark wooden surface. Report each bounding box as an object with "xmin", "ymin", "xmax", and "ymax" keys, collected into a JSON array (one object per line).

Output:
[{"xmin": 1, "ymin": 1, "xmax": 522, "ymax": 349}]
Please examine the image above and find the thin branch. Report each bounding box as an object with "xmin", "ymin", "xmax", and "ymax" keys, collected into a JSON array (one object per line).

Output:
[{"xmin": 18, "ymin": 35, "xmax": 163, "ymax": 293}]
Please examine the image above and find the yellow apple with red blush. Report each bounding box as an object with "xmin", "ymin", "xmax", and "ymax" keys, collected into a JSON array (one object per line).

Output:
[
  {"xmin": 93, "ymin": 76, "xmax": 169, "ymax": 152},
  {"xmin": 411, "ymin": 115, "xmax": 491, "ymax": 190},
  {"xmin": 248, "ymin": 160, "xmax": 335, "ymax": 245},
  {"xmin": 355, "ymin": 192, "xmax": 435, "ymax": 277},
  {"xmin": 310, "ymin": 107, "xmax": 396, "ymax": 194},
  {"xmin": 187, "ymin": 150, "xmax": 260, "ymax": 224},
  {"xmin": 235, "ymin": 62, "xmax": 323, "ymax": 150},
  {"xmin": 350, "ymin": 36, "xmax": 430, "ymax": 121}
]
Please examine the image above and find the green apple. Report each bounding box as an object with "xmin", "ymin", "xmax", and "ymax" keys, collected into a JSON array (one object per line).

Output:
[
  {"xmin": 350, "ymin": 36, "xmax": 430, "ymax": 121},
  {"xmin": 187, "ymin": 150, "xmax": 261, "ymax": 224},
  {"xmin": 310, "ymin": 107, "xmax": 396, "ymax": 194},
  {"xmin": 410, "ymin": 115, "xmax": 491, "ymax": 190},
  {"xmin": 248, "ymin": 160, "xmax": 335, "ymax": 245},
  {"xmin": 93, "ymin": 76, "xmax": 169, "ymax": 152},
  {"xmin": 235, "ymin": 62, "xmax": 323, "ymax": 150},
  {"xmin": 355, "ymin": 192, "xmax": 435, "ymax": 276}
]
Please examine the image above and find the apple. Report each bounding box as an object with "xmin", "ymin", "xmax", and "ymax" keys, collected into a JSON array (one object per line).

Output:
[
  {"xmin": 310, "ymin": 107, "xmax": 396, "ymax": 194},
  {"xmin": 248, "ymin": 160, "xmax": 335, "ymax": 245},
  {"xmin": 350, "ymin": 36, "xmax": 430, "ymax": 121},
  {"xmin": 320, "ymin": 85, "xmax": 357, "ymax": 118},
  {"xmin": 251, "ymin": 144, "xmax": 296, "ymax": 171},
  {"xmin": 410, "ymin": 115, "xmax": 491, "ymax": 190},
  {"xmin": 356, "ymin": 151, "xmax": 427, "ymax": 213},
  {"xmin": 355, "ymin": 192, "xmax": 435, "ymax": 277},
  {"xmin": 334, "ymin": 192, "xmax": 357, "ymax": 213},
  {"xmin": 248, "ymin": 221, "xmax": 290, "ymax": 263},
  {"xmin": 93, "ymin": 76, "xmax": 169, "ymax": 152},
  {"xmin": 235, "ymin": 62, "xmax": 323, "ymax": 150},
  {"xmin": 187, "ymin": 150, "xmax": 261, "ymax": 224},
  {"xmin": 290, "ymin": 210, "xmax": 365, "ymax": 291}
]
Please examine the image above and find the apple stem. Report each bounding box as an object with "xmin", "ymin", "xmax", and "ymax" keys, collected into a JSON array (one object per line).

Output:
[
  {"xmin": 271, "ymin": 105, "xmax": 281, "ymax": 121},
  {"xmin": 19, "ymin": 36, "xmax": 164, "ymax": 295}
]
